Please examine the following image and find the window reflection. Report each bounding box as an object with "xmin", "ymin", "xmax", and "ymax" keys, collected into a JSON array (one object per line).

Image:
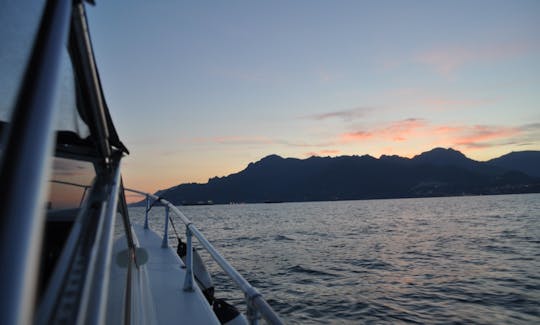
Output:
[{"xmin": 47, "ymin": 157, "xmax": 95, "ymax": 209}]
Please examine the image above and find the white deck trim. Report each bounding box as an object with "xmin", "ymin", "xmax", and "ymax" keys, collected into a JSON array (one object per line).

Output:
[{"xmin": 107, "ymin": 224, "xmax": 220, "ymax": 325}]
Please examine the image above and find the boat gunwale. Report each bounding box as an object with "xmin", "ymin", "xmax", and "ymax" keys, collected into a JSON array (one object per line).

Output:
[{"xmin": 49, "ymin": 180, "xmax": 284, "ymax": 325}]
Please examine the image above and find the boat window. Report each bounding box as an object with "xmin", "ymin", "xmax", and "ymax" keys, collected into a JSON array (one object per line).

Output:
[
  {"xmin": 0, "ymin": 1, "xmax": 91, "ymax": 162},
  {"xmin": 0, "ymin": 0, "xmax": 47, "ymax": 144},
  {"xmin": 47, "ymin": 158, "xmax": 95, "ymax": 210}
]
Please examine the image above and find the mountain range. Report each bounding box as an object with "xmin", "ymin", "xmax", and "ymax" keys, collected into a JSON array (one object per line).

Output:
[{"xmin": 140, "ymin": 148, "xmax": 540, "ymax": 205}]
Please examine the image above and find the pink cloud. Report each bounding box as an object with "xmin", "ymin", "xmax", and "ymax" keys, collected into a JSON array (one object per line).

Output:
[
  {"xmin": 434, "ymin": 125, "xmax": 465, "ymax": 134},
  {"xmin": 450, "ymin": 125, "xmax": 521, "ymax": 149},
  {"xmin": 339, "ymin": 118, "xmax": 534, "ymax": 152},
  {"xmin": 419, "ymin": 123, "xmax": 523, "ymax": 150},
  {"xmin": 340, "ymin": 118, "xmax": 428, "ymax": 143},
  {"xmin": 340, "ymin": 130, "xmax": 374, "ymax": 142},
  {"xmin": 382, "ymin": 118, "xmax": 427, "ymax": 141}
]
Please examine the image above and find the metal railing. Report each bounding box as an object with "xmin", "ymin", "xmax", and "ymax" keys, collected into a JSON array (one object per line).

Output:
[
  {"xmin": 125, "ymin": 189, "xmax": 284, "ymax": 325},
  {"xmin": 42, "ymin": 158, "xmax": 128, "ymax": 325},
  {"xmin": 49, "ymin": 179, "xmax": 91, "ymax": 207},
  {"xmin": 49, "ymin": 180, "xmax": 284, "ymax": 324}
]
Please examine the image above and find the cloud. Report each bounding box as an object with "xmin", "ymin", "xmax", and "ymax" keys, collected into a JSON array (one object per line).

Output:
[
  {"xmin": 450, "ymin": 125, "xmax": 521, "ymax": 149},
  {"xmin": 522, "ymin": 122, "xmax": 540, "ymax": 131},
  {"xmin": 340, "ymin": 130, "xmax": 374, "ymax": 142},
  {"xmin": 304, "ymin": 107, "xmax": 372, "ymax": 121},
  {"xmin": 304, "ymin": 149, "xmax": 341, "ymax": 157},
  {"xmin": 340, "ymin": 118, "xmax": 427, "ymax": 143},
  {"xmin": 339, "ymin": 118, "xmax": 539, "ymax": 152},
  {"xmin": 433, "ymin": 124, "xmax": 523, "ymax": 149},
  {"xmin": 179, "ymin": 118, "xmax": 538, "ymax": 159},
  {"xmin": 440, "ymin": 123, "xmax": 540, "ymax": 150},
  {"xmin": 415, "ymin": 41, "xmax": 532, "ymax": 76},
  {"xmin": 382, "ymin": 118, "xmax": 428, "ymax": 141}
]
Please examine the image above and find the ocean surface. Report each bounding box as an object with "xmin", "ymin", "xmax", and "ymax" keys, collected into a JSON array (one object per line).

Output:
[{"xmin": 129, "ymin": 193, "xmax": 540, "ymax": 324}]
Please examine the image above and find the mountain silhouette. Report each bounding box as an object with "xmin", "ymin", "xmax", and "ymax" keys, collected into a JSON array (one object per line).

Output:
[
  {"xmin": 413, "ymin": 148, "xmax": 476, "ymax": 168},
  {"xmin": 487, "ymin": 151, "xmax": 540, "ymax": 178},
  {"xmin": 139, "ymin": 148, "xmax": 540, "ymax": 205}
]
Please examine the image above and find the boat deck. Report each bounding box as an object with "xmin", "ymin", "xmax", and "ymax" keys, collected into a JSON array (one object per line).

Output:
[{"xmin": 107, "ymin": 224, "xmax": 220, "ymax": 324}]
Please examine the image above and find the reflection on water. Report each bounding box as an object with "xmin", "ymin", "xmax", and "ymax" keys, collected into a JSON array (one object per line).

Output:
[{"xmin": 130, "ymin": 193, "xmax": 540, "ymax": 324}]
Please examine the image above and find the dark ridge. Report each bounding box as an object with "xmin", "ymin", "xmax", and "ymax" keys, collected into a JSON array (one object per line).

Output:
[
  {"xmin": 487, "ymin": 151, "xmax": 540, "ymax": 178},
  {"xmin": 131, "ymin": 148, "xmax": 540, "ymax": 206}
]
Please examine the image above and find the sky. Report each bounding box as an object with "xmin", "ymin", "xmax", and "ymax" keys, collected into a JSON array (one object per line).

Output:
[{"xmin": 86, "ymin": 1, "xmax": 540, "ymax": 195}]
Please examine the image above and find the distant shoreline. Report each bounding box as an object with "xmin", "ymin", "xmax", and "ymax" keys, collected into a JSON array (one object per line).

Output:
[{"xmin": 129, "ymin": 191, "xmax": 540, "ymax": 208}]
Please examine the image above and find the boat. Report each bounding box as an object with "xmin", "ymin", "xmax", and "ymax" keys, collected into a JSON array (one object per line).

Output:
[{"xmin": 0, "ymin": 1, "xmax": 283, "ymax": 324}]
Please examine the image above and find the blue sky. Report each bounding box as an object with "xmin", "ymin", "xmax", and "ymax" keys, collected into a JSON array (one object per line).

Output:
[{"xmin": 86, "ymin": 1, "xmax": 540, "ymax": 193}]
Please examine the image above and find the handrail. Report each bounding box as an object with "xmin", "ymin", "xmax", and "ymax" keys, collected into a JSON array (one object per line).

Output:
[
  {"xmin": 50, "ymin": 178, "xmax": 137, "ymax": 256},
  {"xmin": 50, "ymin": 179, "xmax": 91, "ymax": 189},
  {"xmin": 124, "ymin": 188, "xmax": 284, "ymax": 325},
  {"xmin": 80, "ymin": 160, "xmax": 123, "ymax": 325},
  {"xmin": 48, "ymin": 181, "xmax": 284, "ymax": 324}
]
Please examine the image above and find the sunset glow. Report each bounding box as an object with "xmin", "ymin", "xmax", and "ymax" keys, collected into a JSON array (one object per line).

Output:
[{"xmin": 85, "ymin": 1, "xmax": 540, "ymax": 197}]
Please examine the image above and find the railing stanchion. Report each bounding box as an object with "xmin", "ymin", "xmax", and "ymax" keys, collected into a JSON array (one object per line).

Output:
[
  {"xmin": 183, "ymin": 226, "xmax": 194, "ymax": 292},
  {"xmin": 161, "ymin": 205, "xmax": 169, "ymax": 248},
  {"xmin": 144, "ymin": 195, "xmax": 150, "ymax": 229},
  {"xmin": 122, "ymin": 188, "xmax": 283, "ymax": 324}
]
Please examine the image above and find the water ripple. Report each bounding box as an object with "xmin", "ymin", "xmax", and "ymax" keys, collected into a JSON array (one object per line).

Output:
[{"xmin": 131, "ymin": 193, "xmax": 540, "ymax": 324}]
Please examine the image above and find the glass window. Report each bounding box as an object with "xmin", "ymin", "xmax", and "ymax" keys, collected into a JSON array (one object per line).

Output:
[{"xmin": 47, "ymin": 157, "xmax": 95, "ymax": 210}]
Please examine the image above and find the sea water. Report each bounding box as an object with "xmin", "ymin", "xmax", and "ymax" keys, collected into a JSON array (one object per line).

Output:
[{"xmin": 129, "ymin": 193, "xmax": 540, "ymax": 324}]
